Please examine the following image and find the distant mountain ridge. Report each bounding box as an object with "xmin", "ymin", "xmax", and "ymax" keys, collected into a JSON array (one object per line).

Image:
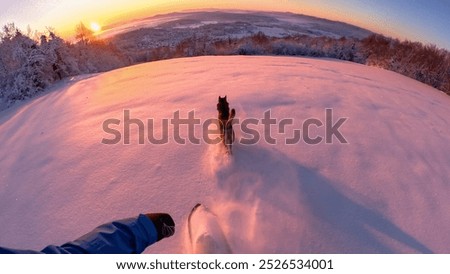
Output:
[{"xmin": 99, "ymin": 10, "xmax": 373, "ymax": 40}]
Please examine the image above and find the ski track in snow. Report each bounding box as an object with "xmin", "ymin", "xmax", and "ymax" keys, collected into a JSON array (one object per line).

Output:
[
  {"xmin": 1, "ymin": 56, "xmax": 450, "ymax": 253},
  {"xmin": 207, "ymin": 143, "xmax": 434, "ymax": 253}
]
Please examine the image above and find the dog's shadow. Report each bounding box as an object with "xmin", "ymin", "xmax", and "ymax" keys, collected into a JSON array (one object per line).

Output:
[{"xmin": 213, "ymin": 144, "xmax": 433, "ymax": 253}]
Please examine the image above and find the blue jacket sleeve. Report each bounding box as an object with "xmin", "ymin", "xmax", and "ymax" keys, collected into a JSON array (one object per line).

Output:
[{"xmin": 0, "ymin": 214, "xmax": 158, "ymax": 254}]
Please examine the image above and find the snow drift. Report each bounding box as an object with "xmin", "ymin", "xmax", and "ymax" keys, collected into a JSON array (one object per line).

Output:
[{"xmin": 0, "ymin": 56, "xmax": 449, "ymax": 253}]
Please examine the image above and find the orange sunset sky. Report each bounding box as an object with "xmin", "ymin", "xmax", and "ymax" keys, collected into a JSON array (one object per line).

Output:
[{"xmin": 1, "ymin": 0, "xmax": 449, "ymax": 49}]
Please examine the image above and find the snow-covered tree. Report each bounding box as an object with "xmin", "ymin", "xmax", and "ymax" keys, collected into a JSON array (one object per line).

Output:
[
  {"xmin": 75, "ymin": 22, "xmax": 94, "ymax": 45},
  {"xmin": 44, "ymin": 32, "xmax": 80, "ymax": 78},
  {"xmin": 10, "ymin": 42, "xmax": 49, "ymax": 101}
]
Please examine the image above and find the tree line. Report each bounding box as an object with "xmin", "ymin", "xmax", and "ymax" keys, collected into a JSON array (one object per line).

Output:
[
  {"xmin": 1, "ymin": 23, "xmax": 449, "ymax": 108},
  {"xmin": 0, "ymin": 23, "xmax": 129, "ymax": 104},
  {"xmin": 140, "ymin": 32, "xmax": 449, "ymax": 95}
]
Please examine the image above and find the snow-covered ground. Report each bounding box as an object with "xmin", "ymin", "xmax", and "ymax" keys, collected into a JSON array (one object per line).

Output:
[{"xmin": 0, "ymin": 56, "xmax": 449, "ymax": 253}]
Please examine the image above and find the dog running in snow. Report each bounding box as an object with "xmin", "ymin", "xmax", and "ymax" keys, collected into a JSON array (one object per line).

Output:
[{"xmin": 217, "ymin": 96, "xmax": 236, "ymax": 154}]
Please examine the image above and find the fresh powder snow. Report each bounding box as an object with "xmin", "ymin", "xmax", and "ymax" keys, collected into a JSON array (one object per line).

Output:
[{"xmin": 0, "ymin": 56, "xmax": 449, "ymax": 253}]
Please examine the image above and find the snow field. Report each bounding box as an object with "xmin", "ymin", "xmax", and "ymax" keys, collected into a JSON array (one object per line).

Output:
[{"xmin": 1, "ymin": 56, "xmax": 449, "ymax": 253}]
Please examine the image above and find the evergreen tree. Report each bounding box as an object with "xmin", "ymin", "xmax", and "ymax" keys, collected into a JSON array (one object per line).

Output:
[{"xmin": 75, "ymin": 22, "xmax": 94, "ymax": 45}]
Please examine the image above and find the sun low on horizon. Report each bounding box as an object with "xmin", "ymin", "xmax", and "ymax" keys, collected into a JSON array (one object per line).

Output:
[{"xmin": 90, "ymin": 22, "xmax": 102, "ymax": 33}]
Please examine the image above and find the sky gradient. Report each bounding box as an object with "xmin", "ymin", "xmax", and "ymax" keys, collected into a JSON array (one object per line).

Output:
[{"xmin": 1, "ymin": 0, "xmax": 449, "ymax": 49}]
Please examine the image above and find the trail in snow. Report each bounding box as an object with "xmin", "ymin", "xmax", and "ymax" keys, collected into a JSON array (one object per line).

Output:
[{"xmin": 205, "ymin": 142, "xmax": 433, "ymax": 253}]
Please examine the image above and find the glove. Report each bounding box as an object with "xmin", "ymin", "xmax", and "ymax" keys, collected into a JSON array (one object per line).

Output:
[{"xmin": 146, "ymin": 213, "xmax": 175, "ymax": 241}]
